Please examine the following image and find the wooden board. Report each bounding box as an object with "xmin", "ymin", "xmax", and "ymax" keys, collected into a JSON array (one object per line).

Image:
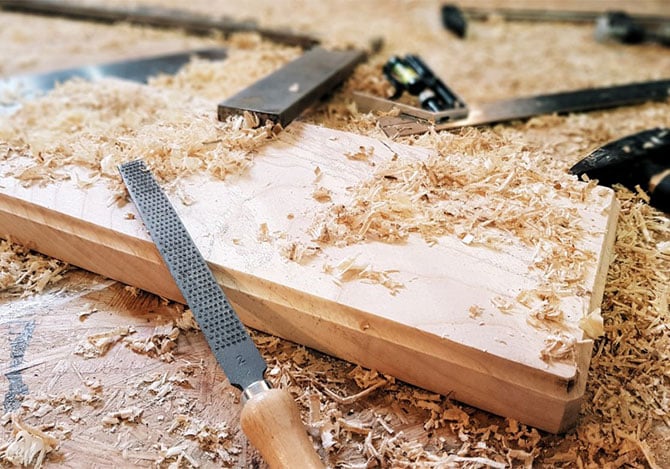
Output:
[{"xmin": 0, "ymin": 122, "xmax": 618, "ymax": 433}]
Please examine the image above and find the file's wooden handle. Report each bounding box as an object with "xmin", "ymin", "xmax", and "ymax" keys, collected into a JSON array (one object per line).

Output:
[{"xmin": 241, "ymin": 388, "xmax": 324, "ymax": 468}]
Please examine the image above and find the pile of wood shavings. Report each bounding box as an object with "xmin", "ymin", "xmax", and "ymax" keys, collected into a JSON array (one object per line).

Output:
[
  {"xmin": 148, "ymin": 32, "xmax": 302, "ymax": 101},
  {"xmin": 0, "ymin": 416, "xmax": 58, "ymax": 469},
  {"xmin": 0, "ymin": 239, "xmax": 68, "ymax": 298},
  {"xmin": 247, "ymin": 222, "xmax": 669, "ymax": 468},
  {"xmin": 311, "ymin": 143, "xmax": 603, "ymax": 334},
  {"xmin": 251, "ymin": 333, "xmax": 551, "ymax": 468},
  {"xmin": 570, "ymin": 188, "xmax": 669, "ymax": 468},
  {"xmin": 1, "ymin": 9, "xmax": 669, "ymax": 468},
  {"xmin": 0, "ymin": 77, "xmax": 277, "ymax": 198}
]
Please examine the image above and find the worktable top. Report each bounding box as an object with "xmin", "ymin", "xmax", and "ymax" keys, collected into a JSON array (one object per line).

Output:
[{"xmin": 1, "ymin": 1, "xmax": 668, "ymax": 467}]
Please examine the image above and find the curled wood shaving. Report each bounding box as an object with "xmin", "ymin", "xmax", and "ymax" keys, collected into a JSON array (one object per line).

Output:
[
  {"xmin": 175, "ymin": 309, "xmax": 200, "ymax": 331},
  {"xmin": 344, "ymin": 145, "xmax": 374, "ymax": 162},
  {"xmin": 323, "ymin": 255, "xmax": 404, "ymax": 295},
  {"xmin": 578, "ymin": 308, "xmax": 605, "ymax": 339},
  {"xmin": 468, "ymin": 305, "xmax": 484, "ymax": 318},
  {"xmin": 312, "ymin": 186, "xmax": 333, "ymax": 202},
  {"xmin": 73, "ymin": 326, "xmax": 134, "ymax": 358},
  {"xmin": 124, "ymin": 323, "xmax": 180, "ymax": 362},
  {"xmin": 160, "ymin": 442, "xmax": 201, "ymax": 469},
  {"xmin": 102, "ymin": 406, "xmax": 143, "ymax": 426},
  {"xmin": 539, "ymin": 333, "xmax": 577, "ymax": 364},
  {"xmin": 278, "ymin": 240, "xmax": 321, "ymax": 264},
  {"xmin": 0, "ymin": 239, "xmax": 68, "ymax": 296},
  {"xmin": 0, "ymin": 416, "xmax": 58, "ymax": 469},
  {"xmin": 319, "ymin": 379, "xmax": 387, "ymax": 406}
]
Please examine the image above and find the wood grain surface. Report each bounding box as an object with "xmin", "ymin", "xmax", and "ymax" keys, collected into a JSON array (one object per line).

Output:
[
  {"xmin": 0, "ymin": 121, "xmax": 618, "ymax": 433},
  {"xmin": 1, "ymin": 1, "xmax": 668, "ymax": 467}
]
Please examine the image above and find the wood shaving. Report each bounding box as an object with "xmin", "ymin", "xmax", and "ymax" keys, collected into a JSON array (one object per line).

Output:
[
  {"xmin": 278, "ymin": 240, "xmax": 321, "ymax": 264},
  {"xmin": 0, "ymin": 76, "xmax": 279, "ymax": 200},
  {"xmin": 77, "ymin": 308, "xmax": 97, "ymax": 322},
  {"xmin": 344, "ymin": 145, "xmax": 374, "ymax": 162},
  {"xmin": 323, "ymin": 256, "xmax": 404, "ymax": 295},
  {"xmin": 73, "ymin": 326, "xmax": 134, "ymax": 358},
  {"xmin": 0, "ymin": 416, "xmax": 58, "ymax": 469},
  {"xmin": 102, "ymin": 406, "xmax": 144, "ymax": 426},
  {"xmin": 468, "ymin": 305, "xmax": 484, "ymax": 318},
  {"xmin": 1, "ymin": 6, "xmax": 669, "ymax": 467},
  {"xmin": 539, "ymin": 333, "xmax": 577, "ymax": 364},
  {"xmin": 165, "ymin": 414, "xmax": 239, "ymax": 466},
  {"xmin": 0, "ymin": 239, "xmax": 68, "ymax": 296},
  {"xmin": 257, "ymin": 222, "xmax": 272, "ymax": 242},
  {"xmin": 312, "ymin": 186, "xmax": 332, "ymax": 202},
  {"xmin": 578, "ymin": 307, "xmax": 605, "ymax": 339},
  {"xmin": 175, "ymin": 309, "xmax": 200, "ymax": 331}
]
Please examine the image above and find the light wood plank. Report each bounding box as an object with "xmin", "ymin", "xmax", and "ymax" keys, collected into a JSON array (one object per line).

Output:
[{"xmin": 0, "ymin": 122, "xmax": 618, "ymax": 432}]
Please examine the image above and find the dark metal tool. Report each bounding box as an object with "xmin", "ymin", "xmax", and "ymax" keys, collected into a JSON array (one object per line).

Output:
[
  {"xmin": 570, "ymin": 128, "xmax": 670, "ymax": 212},
  {"xmin": 459, "ymin": 6, "xmax": 670, "ymax": 29},
  {"xmin": 441, "ymin": 4, "xmax": 467, "ymax": 38},
  {"xmin": 595, "ymin": 11, "xmax": 670, "ymax": 46},
  {"xmin": 354, "ymin": 72, "xmax": 670, "ymax": 137},
  {"xmin": 382, "ymin": 55, "xmax": 467, "ymax": 114},
  {"xmin": 118, "ymin": 160, "xmax": 323, "ymax": 468},
  {"xmin": 0, "ymin": 48, "xmax": 228, "ymax": 115},
  {"xmin": 457, "ymin": 6, "xmax": 670, "ymax": 47},
  {"xmin": 0, "ymin": 0, "xmax": 318, "ymax": 48},
  {"xmin": 218, "ymin": 47, "xmax": 366, "ymax": 128}
]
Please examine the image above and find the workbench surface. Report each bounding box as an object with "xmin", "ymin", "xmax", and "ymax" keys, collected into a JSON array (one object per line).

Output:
[{"xmin": 1, "ymin": 1, "xmax": 668, "ymax": 468}]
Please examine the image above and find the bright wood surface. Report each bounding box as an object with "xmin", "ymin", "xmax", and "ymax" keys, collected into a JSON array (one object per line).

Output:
[{"xmin": 0, "ymin": 122, "xmax": 618, "ymax": 433}]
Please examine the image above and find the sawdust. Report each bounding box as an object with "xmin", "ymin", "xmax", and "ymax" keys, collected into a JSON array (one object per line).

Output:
[
  {"xmin": 0, "ymin": 416, "xmax": 58, "ymax": 469},
  {"xmin": 0, "ymin": 239, "xmax": 69, "ymax": 298},
  {"xmin": 0, "ymin": 79, "xmax": 277, "ymax": 199},
  {"xmin": 1, "ymin": 3, "xmax": 669, "ymax": 468},
  {"xmin": 323, "ymin": 256, "xmax": 404, "ymax": 295},
  {"xmin": 73, "ymin": 326, "xmax": 135, "ymax": 359}
]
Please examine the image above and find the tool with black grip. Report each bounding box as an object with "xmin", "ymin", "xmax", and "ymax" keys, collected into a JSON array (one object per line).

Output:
[
  {"xmin": 354, "ymin": 71, "xmax": 670, "ymax": 137},
  {"xmin": 382, "ymin": 54, "xmax": 467, "ymax": 114},
  {"xmin": 118, "ymin": 160, "xmax": 323, "ymax": 469},
  {"xmin": 570, "ymin": 128, "xmax": 670, "ymax": 212}
]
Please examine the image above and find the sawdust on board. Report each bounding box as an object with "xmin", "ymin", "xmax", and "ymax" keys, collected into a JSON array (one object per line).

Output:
[
  {"xmin": 0, "ymin": 10, "xmax": 669, "ymax": 468},
  {"xmin": 0, "ymin": 33, "xmax": 301, "ymax": 205}
]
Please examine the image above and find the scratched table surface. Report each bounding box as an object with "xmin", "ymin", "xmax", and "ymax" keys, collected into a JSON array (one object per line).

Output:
[{"xmin": 1, "ymin": 1, "xmax": 670, "ymax": 468}]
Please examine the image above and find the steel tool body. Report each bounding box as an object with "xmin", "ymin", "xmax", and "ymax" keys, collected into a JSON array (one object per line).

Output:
[
  {"xmin": 0, "ymin": 0, "xmax": 317, "ymax": 48},
  {"xmin": 218, "ymin": 47, "xmax": 366, "ymax": 128},
  {"xmin": 119, "ymin": 160, "xmax": 323, "ymax": 468},
  {"xmin": 354, "ymin": 66, "xmax": 670, "ymax": 137}
]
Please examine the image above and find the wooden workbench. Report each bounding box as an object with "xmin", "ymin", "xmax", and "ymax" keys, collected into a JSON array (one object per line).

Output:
[{"xmin": 1, "ymin": 1, "xmax": 669, "ymax": 467}]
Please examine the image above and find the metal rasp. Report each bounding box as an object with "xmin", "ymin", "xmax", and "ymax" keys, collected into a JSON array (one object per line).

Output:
[
  {"xmin": 118, "ymin": 160, "xmax": 323, "ymax": 469},
  {"xmin": 0, "ymin": 48, "xmax": 228, "ymax": 115}
]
